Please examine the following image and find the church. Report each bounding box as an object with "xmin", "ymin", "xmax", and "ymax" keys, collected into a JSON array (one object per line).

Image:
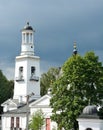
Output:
[
  {"xmin": 1, "ymin": 23, "xmax": 103, "ymax": 130},
  {"xmin": 1, "ymin": 23, "xmax": 57, "ymax": 130}
]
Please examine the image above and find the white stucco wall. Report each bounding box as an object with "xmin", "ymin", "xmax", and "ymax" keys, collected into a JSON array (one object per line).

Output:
[
  {"xmin": 78, "ymin": 118, "xmax": 103, "ymax": 130},
  {"xmin": 2, "ymin": 116, "xmax": 27, "ymax": 130},
  {"xmin": 30, "ymin": 95, "xmax": 58, "ymax": 130},
  {"xmin": 13, "ymin": 55, "xmax": 40, "ymax": 102},
  {"xmin": 30, "ymin": 107, "xmax": 57, "ymax": 130}
]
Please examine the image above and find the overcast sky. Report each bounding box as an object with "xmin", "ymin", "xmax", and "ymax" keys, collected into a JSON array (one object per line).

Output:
[{"xmin": 0, "ymin": 0, "xmax": 103, "ymax": 80}]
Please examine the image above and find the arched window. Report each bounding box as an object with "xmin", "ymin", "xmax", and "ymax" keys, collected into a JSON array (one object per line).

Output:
[
  {"xmin": 31, "ymin": 66, "xmax": 35, "ymax": 76},
  {"xmin": 86, "ymin": 128, "xmax": 93, "ymax": 130},
  {"xmin": 11, "ymin": 117, "xmax": 14, "ymax": 128},
  {"xmin": 16, "ymin": 117, "xmax": 19, "ymax": 128},
  {"xmin": 30, "ymin": 66, "xmax": 39, "ymax": 81},
  {"xmin": 19, "ymin": 66, "xmax": 23, "ymax": 79}
]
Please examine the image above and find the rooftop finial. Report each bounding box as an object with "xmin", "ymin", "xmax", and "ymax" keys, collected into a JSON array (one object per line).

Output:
[
  {"xmin": 23, "ymin": 22, "xmax": 33, "ymax": 31},
  {"xmin": 27, "ymin": 22, "xmax": 29, "ymax": 25},
  {"xmin": 73, "ymin": 41, "xmax": 77, "ymax": 55}
]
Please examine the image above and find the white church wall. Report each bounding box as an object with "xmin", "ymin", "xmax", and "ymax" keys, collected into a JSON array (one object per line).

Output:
[
  {"xmin": 14, "ymin": 58, "xmax": 27, "ymax": 100},
  {"xmin": 33, "ymin": 98, "xmax": 50, "ymax": 106},
  {"xmin": 19, "ymin": 117, "xmax": 26, "ymax": 129},
  {"xmin": 2, "ymin": 117, "xmax": 10, "ymax": 130},
  {"xmin": 2, "ymin": 116, "xmax": 27, "ymax": 130},
  {"xmin": 78, "ymin": 119, "xmax": 103, "ymax": 130},
  {"xmin": 14, "ymin": 55, "xmax": 41, "ymax": 101},
  {"xmin": 30, "ymin": 107, "xmax": 52, "ymax": 117},
  {"xmin": 30, "ymin": 107, "xmax": 57, "ymax": 130},
  {"xmin": 26, "ymin": 57, "xmax": 40, "ymax": 98},
  {"xmin": 15, "ymin": 57, "xmax": 27, "ymax": 80}
]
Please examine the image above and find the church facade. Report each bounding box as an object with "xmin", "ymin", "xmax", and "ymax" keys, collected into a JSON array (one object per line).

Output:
[{"xmin": 1, "ymin": 23, "xmax": 57, "ymax": 130}]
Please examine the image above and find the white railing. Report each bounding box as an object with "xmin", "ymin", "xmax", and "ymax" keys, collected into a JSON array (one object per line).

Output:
[
  {"xmin": 15, "ymin": 76, "xmax": 24, "ymax": 82},
  {"xmin": 30, "ymin": 75, "xmax": 39, "ymax": 81}
]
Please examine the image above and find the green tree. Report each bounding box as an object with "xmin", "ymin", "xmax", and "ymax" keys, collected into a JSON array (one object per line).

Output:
[
  {"xmin": 40, "ymin": 67, "xmax": 61, "ymax": 96},
  {"xmin": 0, "ymin": 70, "xmax": 14, "ymax": 114},
  {"xmin": 50, "ymin": 52, "xmax": 103, "ymax": 130},
  {"xmin": 29, "ymin": 109, "xmax": 45, "ymax": 130}
]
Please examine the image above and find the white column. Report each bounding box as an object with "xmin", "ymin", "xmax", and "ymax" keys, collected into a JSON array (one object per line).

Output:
[
  {"xmin": 24, "ymin": 33, "xmax": 26, "ymax": 43},
  {"xmin": 27, "ymin": 33, "xmax": 29, "ymax": 43},
  {"xmin": 32, "ymin": 33, "xmax": 33, "ymax": 44}
]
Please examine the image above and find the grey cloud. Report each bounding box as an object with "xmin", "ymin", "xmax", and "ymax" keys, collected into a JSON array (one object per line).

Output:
[{"xmin": 0, "ymin": 0, "xmax": 102, "ymax": 79}]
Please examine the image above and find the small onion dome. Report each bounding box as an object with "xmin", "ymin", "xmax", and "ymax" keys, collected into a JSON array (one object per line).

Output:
[
  {"xmin": 22, "ymin": 22, "xmax": 34, "ymax": 31},
  {"xmin": 83, "ymin": 105, "xmax": 97, "ymax": 115},
  {"xmin": 47, "ymin": 88, "xmax": 52, "ymax": 95},
  {"xmin": 73, "ymin": 42, "xmax": 77, "ymax": 55}
]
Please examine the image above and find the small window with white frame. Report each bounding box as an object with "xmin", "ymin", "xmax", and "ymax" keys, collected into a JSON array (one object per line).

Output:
[
  {"xmin": 19, "ymin": 66, "xmax": 23, "ymax": 79},
  {"xmin": 85, "ymin": 128, "xmax": 93, "ymax": 130}
]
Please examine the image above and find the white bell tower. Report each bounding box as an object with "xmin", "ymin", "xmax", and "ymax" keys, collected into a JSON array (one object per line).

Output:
[
  {"xmin": 21, "ymin": 22, "xmax": 34, "ymax": 56},
  {"xmin": 13, "ymin": 22, "xmax": 41, "ymax": 102}
]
